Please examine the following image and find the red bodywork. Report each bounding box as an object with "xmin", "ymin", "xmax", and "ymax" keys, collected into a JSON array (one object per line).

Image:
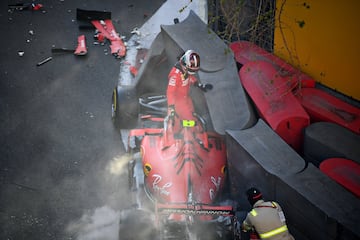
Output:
[
  {"xmin": 91, "ymin": 19, "xmax": 126, "ymax": 58},
  {"xmin": 128, "ymin": 100, "xmax": 230, "ymax": 222},
  {"xmin": 74, "ymin": 35, "xmax": 87, "ymax": 56}
]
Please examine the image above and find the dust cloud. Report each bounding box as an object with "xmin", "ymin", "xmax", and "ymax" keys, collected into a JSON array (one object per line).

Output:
[
  {"xmin": 66, "ymin": 206, "xmax": 120, "ymax": 240},
  {"xmin": 65, "ymin": 154, "xmax": 132, "ymax": 240}
]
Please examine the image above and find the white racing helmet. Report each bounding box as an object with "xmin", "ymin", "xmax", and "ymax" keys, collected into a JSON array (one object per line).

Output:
[{"xmin": 180, "ymin": 50, "xmax": 200, "ymax": 75}]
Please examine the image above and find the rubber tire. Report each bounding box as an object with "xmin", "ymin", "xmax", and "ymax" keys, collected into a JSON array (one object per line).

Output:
[
  {"xmin": 111, "ymin": 87, "xmax": 121, "ymax": 129},
  {"xmin": 111, "ymin": 86, "xmax": 138, "ymax": 129}
]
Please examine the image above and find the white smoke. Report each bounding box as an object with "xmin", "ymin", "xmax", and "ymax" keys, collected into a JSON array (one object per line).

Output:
[
  {"xmin": 66, "ymin": 206, "xmax": 120, "ymax": 240},
  {"xmin": 66, "ymin": 154, "xmax": 132, "ymax": 240}
]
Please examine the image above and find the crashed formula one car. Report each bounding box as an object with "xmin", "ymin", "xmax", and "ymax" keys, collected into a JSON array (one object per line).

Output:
[
  {"xmin": 112, "ymin": 5, "xmax": 360, "ymax": 240},
  {"xmin": 117, "ymin": 94, "xmax": 239, "ymax": 240},
  {"xmin": 110, "ymin": 10, "xmax": 254, "ymax": 240}
]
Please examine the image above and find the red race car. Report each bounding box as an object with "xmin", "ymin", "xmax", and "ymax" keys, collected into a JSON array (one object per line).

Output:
[
  {"xmin": 114, "ymin": 92, "xmax": 239, "ymax": 239},
  {"xmin": 110, "ymin": 10, "xmax": 252, "ymax": 240}
]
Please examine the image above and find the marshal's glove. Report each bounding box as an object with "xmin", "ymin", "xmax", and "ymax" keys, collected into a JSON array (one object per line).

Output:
[{"xmin": 197, "ymin": 83, "xmax": 213, "ymax": 92}]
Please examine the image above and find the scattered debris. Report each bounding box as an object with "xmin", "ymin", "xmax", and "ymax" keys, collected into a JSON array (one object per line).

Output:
[
  {"xmin": 74, "ymin": 35, "xmax": 87, "ymax": 55},
  {"xmin": 129, "ymin": 66, "xmax": 138, "ymax": 77},
  {"xmin": 51, "ymin": 35, "xmax": 87, "ymax": 56},
  {"xmin": 85, "ymin": 111, "xmax": 94, "ymax": 118},
  {"xmin": 127, "ymin": 48, "xmax": 148, "ymax": 77},
  {"xmin": 131, "ymin": 27, "xmax": 140, "ymax": 36},
  {"xmin": 9, "ymin": 181, "xmax": 39, "ymax": 192},
  {"xmin": 76, "ymin": 8, "xmax": 111, "ymax": 21},
  {"xmin": 12, "ymin": 7, "xmax": 129, "ymax": 66},
  {"xmin": 36, "ymin": 56, "xmax": 52, "ymax": 66},
  {"xmin": 76, "ymin": 8, "xmax": 126, "ymax": 59},
  {"xmin": 91, "ymin": 19, "xmax": 126, "ymax": 58},
  {"xmin": 8, "ymin": 3, "xmax": 43, "ymax": 11},
  {"xmin": 94, "ymin": 30, "xmax": 106, "ymax": 44},
  {"xmin": 51, "ymin": 47, "xmax": 75, "ymax": 54},
  {"xmin": 136, "ymin": 49, "xmax": 147, "ymax": 65}
]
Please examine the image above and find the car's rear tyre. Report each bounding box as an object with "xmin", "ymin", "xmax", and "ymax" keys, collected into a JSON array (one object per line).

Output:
[
  {"xmin": 111, "ymin": 87, "xmax": 120, "ymax": 129},
  {"xmin": 111, "ymin": 86, "xmax": 138, "ymax": 129}
]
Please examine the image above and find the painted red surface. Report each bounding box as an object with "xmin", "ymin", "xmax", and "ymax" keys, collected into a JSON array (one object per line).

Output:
[
  {"xmin": 91, "ymin": 19, "xmax": 126, "ymax": 57},
  {"xmin": 140, "ymin": 125, "xmax": 227, "ymax": 204},
  {"xmin": 320, "ymin": 158, "xmax": 360, "ymax": 197},
  {"xmin": 296, "ymin": 88, "xmax": 360, "ymax": 134},
  {"xmin": 74, "ymin": 35, "xmax": 87, "ymax": 56},
  {"xmin": 230, "ymin": 41, "xmax": 315, "ymax": 89},
  {"xmin": 239, "ymin": 60, "xmax": 310, "ymax": 152},
  {"xmin": 127, "ymin": 87, "xmax": 229, "ymax": 221}
]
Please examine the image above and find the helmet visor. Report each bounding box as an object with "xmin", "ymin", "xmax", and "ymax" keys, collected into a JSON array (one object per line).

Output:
[{"xmin": 187, "ymin": 56, "xmax": 200, "ymax": 74}]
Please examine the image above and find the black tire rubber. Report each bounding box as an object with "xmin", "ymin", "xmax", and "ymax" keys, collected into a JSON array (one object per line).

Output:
[
  {"xmin": 111, "ymin": 87, "xmax": 121, "ymax": 129},
  {"xmin": 111, "ymin": 86, "xmax": 138, "ymax": 129}
]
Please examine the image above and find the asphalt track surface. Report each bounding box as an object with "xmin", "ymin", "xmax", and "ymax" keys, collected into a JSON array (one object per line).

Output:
[{"xmin": 0, "ymin": 1, "xmax": 165, "ymax": 239}]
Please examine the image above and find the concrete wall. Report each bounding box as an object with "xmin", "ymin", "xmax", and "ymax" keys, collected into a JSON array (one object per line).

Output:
[
  {"xmin": 227, "ymin": 119, "xmax": 360, "ymax": 239},
  {"xmin": 133, "ymin": 11, "xmax": 256, "ymax": 134}
]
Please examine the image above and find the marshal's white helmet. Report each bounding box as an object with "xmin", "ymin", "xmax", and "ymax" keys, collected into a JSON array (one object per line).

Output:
[{"xmin": 180, "ymin": 50, "xmax": 200, "ymax": 75}]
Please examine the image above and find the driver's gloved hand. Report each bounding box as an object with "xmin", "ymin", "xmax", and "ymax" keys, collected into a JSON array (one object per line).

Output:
[
  {"xmin": 197, "ymin": 83, "xmax": 213, "ymax": 92},
  {"xmin": 167, "ymin": 105, "xmax": 175, "ymax": 117}
]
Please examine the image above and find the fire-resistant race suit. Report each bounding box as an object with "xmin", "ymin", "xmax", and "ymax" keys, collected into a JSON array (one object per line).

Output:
[
  {"xmin": 242, "ymin": 200, "xmax": 295, "ymax": 240},
  {"xmin": 166, "ymin": 62, "xmax": 198, "ymax": 132}
]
